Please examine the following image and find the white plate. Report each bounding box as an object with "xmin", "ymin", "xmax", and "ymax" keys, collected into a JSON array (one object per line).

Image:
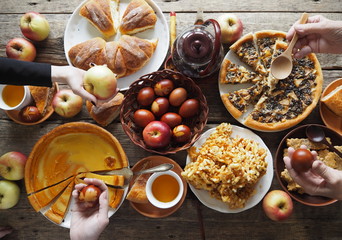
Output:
[
  {"xmin": 64, "ymin": 0, "xmax": 169, "ymax": 90},
  {"xmin": 186, "ymin": 125, "xmax": 273, "ymax": 213},
  {"xmin": 40, "ymin": 184, "xmax": 128, "ymax": 228}
]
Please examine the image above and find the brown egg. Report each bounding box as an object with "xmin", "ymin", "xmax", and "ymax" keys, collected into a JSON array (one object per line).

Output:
[
  {"xmin": 151, "ymin": 97, "xmax": 169, "ymax": 117},
  {"xmin": 160, "ymin": 112, "xmax": 182, "ymax": 128},
  {"xmin": 154, "ymin": 79, "xmax": 174, "ymax": 96},
  {"xmin": 172, "ymin": 124, "xmax": 191, "ymax": 143},
  {"xmin": 19, "ymin": 106, "xmax": 42, "ymax": 122},
  {"xmin": 179, "ymin": 99, "xmax": 199, "ymax": 118},
  {"xmin": 137, "ymin": 87, "xmax": 155, "ymax": 106},
  {"xmin": 169, "ymin": 87, "xmax": 187, "ymax": 107},
  {"xmin": 133, "ymin": 109, "xmax": 155, "ymax": 128}
]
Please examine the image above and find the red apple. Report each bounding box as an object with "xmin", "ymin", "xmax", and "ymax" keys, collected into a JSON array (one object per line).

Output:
[
  {"xmin": 79, "ymin": 184, "xmax": 101, "ymax": 204},
  {"xmin": 6, "ymin": 38, "xmax": 36, "ymax": 62},
  {"xmin": 0, "ymin": 180, "xmax": 20, "ymax": 209},
  {"xmin": 20, "ymin": 12, "xmax": 50, "ymax": 41},
  {"xmin": 262, "ymin": 190, "xmax": 293, "ymax": 221},
  {"xmin": 143, "ymin": 121, "xmax": 172, "ymax": 148},
  {"xmin": 216, "ymin": 13, "xmax": 243, "ymax": 44},
  {"xmin": 0, "ymin": 151, "xmax": 27, "ymax": 180},
  {"xmin": 83, "ymin": 65, "xmax": 117, "ymax": 100},
  {"xmin": 52, "ymin": 89, "xmax": 83, "ymax": 118}
]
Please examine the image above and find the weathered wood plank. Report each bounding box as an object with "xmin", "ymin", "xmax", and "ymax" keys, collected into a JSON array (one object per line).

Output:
[
  {"xmin": 0, "ymin": 0, "xmax": 341, "ymax": 14},
  {"xmin": 0, "ymin": 13, "xmax": 342, "ymax": 68}
]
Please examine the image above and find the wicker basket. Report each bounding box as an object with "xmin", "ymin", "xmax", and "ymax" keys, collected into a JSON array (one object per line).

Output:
[{"xmin": 120, "ymin": 69, "xmax": 209, "ymax": 154}]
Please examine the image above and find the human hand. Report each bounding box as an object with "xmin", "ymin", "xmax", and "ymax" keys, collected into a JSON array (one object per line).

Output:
[
  {"xmin": 286, "ymin": 15, "xmax": 342, "ymax": 58},
  {"xmin": 284, "ymin": 145, "xmax": 342, "ymax": 200},
  {"xmin": 0, "ymin": 226, "xmax": 12, "ymax": 239},
  {"xmin": 51, "ymin": 66, "xmax": 97, "ymax": 104},
  {"xmin": 70, "ymin": 178, "xmax": 109, "ymax": 240}
]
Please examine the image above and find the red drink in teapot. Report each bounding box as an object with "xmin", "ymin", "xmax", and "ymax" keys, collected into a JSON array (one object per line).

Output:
[{"xmin": 171, "ymin": 19, "xmax": 223, "ymax": 78}]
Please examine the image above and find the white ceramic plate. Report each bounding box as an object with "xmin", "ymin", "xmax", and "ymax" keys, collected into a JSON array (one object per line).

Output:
[
  {"xmin": 40, "ymin": 183, "xmax": 128, "ymax": 228},
  {"xmin": 186, "ymin": 125, "xmax": 273, "ymax": 213},
  {"xmin": 64, "ymin": 0, "xmax": 169, "ymax": 90}
]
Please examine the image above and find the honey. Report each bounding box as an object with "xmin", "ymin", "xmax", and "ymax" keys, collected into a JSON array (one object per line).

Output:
[
  {"xmin": 151, "ymin": 174, "xmax": 179, "ymax": 202},
  {"xmin": 2, "ymin": 85, "xmax": 24, "ymax": 107}
]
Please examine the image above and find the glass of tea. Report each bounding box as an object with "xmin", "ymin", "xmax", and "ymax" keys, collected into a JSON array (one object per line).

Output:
[
  {"xmin": 0, "ymin": 85, "xmax": 32, "ymax": 111},
  {"xmin": 146, "ymin": 170, "xmax": 184, "ymax": 209}
]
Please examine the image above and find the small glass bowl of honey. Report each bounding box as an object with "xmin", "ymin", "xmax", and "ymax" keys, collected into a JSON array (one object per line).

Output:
[{"xmin": 146, "ymin": 170, "xmax": 184, "ymax": 209}]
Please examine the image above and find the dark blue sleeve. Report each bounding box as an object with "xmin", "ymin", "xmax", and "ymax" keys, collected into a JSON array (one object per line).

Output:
[{"xmin": 0, "ymin": 57, "xmax": 52, "ymax": 87}]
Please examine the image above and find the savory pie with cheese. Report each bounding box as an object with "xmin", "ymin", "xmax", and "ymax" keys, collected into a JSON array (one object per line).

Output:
[
  {"xmin": 25, "ymin": 122, "xmax": 128, "ymax": 224},
  {"xmin": 220, "ymin": 31, "xmax": 323, "ymax": 131}
]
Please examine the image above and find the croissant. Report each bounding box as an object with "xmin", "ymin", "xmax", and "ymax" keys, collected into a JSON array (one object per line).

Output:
[
  {"xmin": 68, "ymin": 35, "xmax": 158, "ymax": 78},
  {"xmin": 79, "ymin": 0, "xmax": 119, "ymax": 38},
  {"xmin": 119, "ymin": 0, "xmax": 157, "ymax": 35}
]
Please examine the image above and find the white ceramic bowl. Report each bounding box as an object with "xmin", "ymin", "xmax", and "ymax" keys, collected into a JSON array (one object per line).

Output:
[{"xmin": 146, "ymin": 170, "xmax": 184, "ymax": 209}]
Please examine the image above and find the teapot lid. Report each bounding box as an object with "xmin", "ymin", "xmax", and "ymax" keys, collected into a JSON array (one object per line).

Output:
[{"xmin": 177, "ymin": 26, "xmax": 213, "ymax": 64}]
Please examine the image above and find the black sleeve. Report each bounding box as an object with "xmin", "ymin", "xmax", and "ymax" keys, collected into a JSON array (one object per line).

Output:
[{"xmin": 0, "ymin": 57, "xmax": 52, "ymax": 87}]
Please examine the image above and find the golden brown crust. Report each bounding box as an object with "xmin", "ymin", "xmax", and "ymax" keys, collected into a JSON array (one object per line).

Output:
[
  {"xmin": 254, "ymin": 30, "xmax": 286, "ymax": 39},
  {"xmin": 44, "ymin": 181, "xmax": 75, "ymax": 224},
  {"xmin": 220, "ymin": 94, "xmax": 243, "ymax": 118},
  {"xmin": 79, "ymin": 0, "xmax": 118, "ymax": 38},
  {"xmin": 321, "ymin": 85, "xmax": 342, "ymax": 117},
  {"xmin": 27, "ymin": 178, "xmax": 73, "ymax": 212},
  {"xmin": 86, "ymin": 92, "xmax": 124, "ymax": 127},
  {"xmin": 29, "ymin": 83, "xmax": 56, "ymax": 116},
  {"xmin": 25, "ymin": 122, "xmax": 128, "ymax": 195},
  {"xmin": 119, "ymin": 0, "xmax": 157, "ymax": 35},
  {"xmin": 221, "ymin": 31, "xmax": 323, "ymax": 132},
  {"xmin": 68, "ymin": 36, "xmax": 158, "ymax": 78},
  {"xmin": 230, "ymin": 32, "xmax": 254, "ymax": 52},
  {"xmin": 126, "ymin": 161, "xmax": 151, "ymax": 203}
]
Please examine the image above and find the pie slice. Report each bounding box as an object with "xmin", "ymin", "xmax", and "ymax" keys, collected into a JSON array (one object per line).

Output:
[
  {"xmin": 75, "ymin": 175, "xmax": 125, "ymax": 209},
  {"xmin": 119, "ymin": 0, "xmax": 157, "ymax": 35},
  {"xmin": 221, "ymin": 82, "xmax": 265, "ymax": 118},
  {"xmin": 230, "ymin": 32, "xmax": 266, "ymax": 74},
  {"xmin": 126, "ymin": 161, "xmax": 151, "ymax": 203},
  {"xmin": 76, "ymin": 172, "xmax": 125, "ymax": 187},
  {"xmin": 44, "ymin": 181, "xmax": 75, "ymax": 224},
  {"xmin": 254, "ymin": 30, "xmax": 287, "ymax": 69},
  {"xmin": 79, "ymin": 0, "xmax": 120, "ymax": 38},
  {"xmin": 219, "ymin": 59, "xmax": 263, "ymax": 84},
  {"xmin": 29, "ymin": 84, "xmax": 56, "ymax": 116},
  {"xmin": 27, "ymin": 177, "xmax": 74, "ymax": 212}
]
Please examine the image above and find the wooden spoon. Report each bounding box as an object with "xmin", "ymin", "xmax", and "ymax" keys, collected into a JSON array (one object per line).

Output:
[
  {"xmin": 306, "ymin": 125, "xmax": 342, "ymax": 158},
  {"xmin": 270, "ymin": 12, "xmax": 309, "ymax": 79}
]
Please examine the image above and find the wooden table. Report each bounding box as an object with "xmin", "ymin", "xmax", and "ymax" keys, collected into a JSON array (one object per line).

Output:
[{"xmin": 0, "ymin": 0, "xmax": 341, "ymax": 239}]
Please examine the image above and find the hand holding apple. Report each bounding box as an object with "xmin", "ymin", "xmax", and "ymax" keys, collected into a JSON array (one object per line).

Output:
[
  {"xmin": 262, "ymin": 190, "xmax": 293, "ymax": 221},
  {"xmin": 52, "ymin": 89, "xmax": 83, "ymax": 118},
  {"xmin": 0, "ymin": 151, "xmax": 27, "ymax": 180},
  {"xmin": 83, "ymin": 65, "xmax": 117, "ymax": 100},
  {"xmin": 20, "ymin": 12, "xmax": 50, "ymax": 41},
  {"xmin": 216, "ymin": 13, "xmax": 243, "ymax": 44},
  {"xmin": 0, "ymin": 180, "xmax": 20, "ymax": 209},
  {"xmin": 6, "ymin": 38, "xmax": 36, "ymax": 62}
]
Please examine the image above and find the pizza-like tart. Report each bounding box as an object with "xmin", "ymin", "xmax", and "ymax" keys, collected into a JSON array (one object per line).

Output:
[{"xmin": 220, "ymin": 31, "xmax": 323, "ymax": 131}]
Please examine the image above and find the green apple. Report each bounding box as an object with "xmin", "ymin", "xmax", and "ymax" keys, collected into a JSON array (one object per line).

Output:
[
  {"xmin": 0, "ymin": 180, "xmax": 20, "ymax": 209},
  {"xmin": 20, "ymin": 12, "xmax": 50, "ymax": 41}
]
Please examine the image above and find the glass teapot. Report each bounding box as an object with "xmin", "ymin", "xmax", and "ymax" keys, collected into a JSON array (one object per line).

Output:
[{"xmin": 171, "ymin": 19, "xmax": 223, "ymax": 78}]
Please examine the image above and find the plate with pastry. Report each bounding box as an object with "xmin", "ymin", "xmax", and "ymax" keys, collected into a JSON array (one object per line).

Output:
[
  {"xmin": 319, "ymin": 78, "xmax": 342, "ymax": 135},
  {"xmin": 5, "ymin": 83, "xmax": 58, "ymax": 125},
  {"xmin": 182, "ymin": 123, "xmax": 273, "ymax": 213},
  {"xmin": 127, "ymin": 155, "xmax": 187, "ymax": 218},
  {"xmin": 219, "ymin": 31, "xmax": 323, "ymax": 132},
  {"xmin": 64, "ymin": 0, "xmax": 169, "ymax": 90}
]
